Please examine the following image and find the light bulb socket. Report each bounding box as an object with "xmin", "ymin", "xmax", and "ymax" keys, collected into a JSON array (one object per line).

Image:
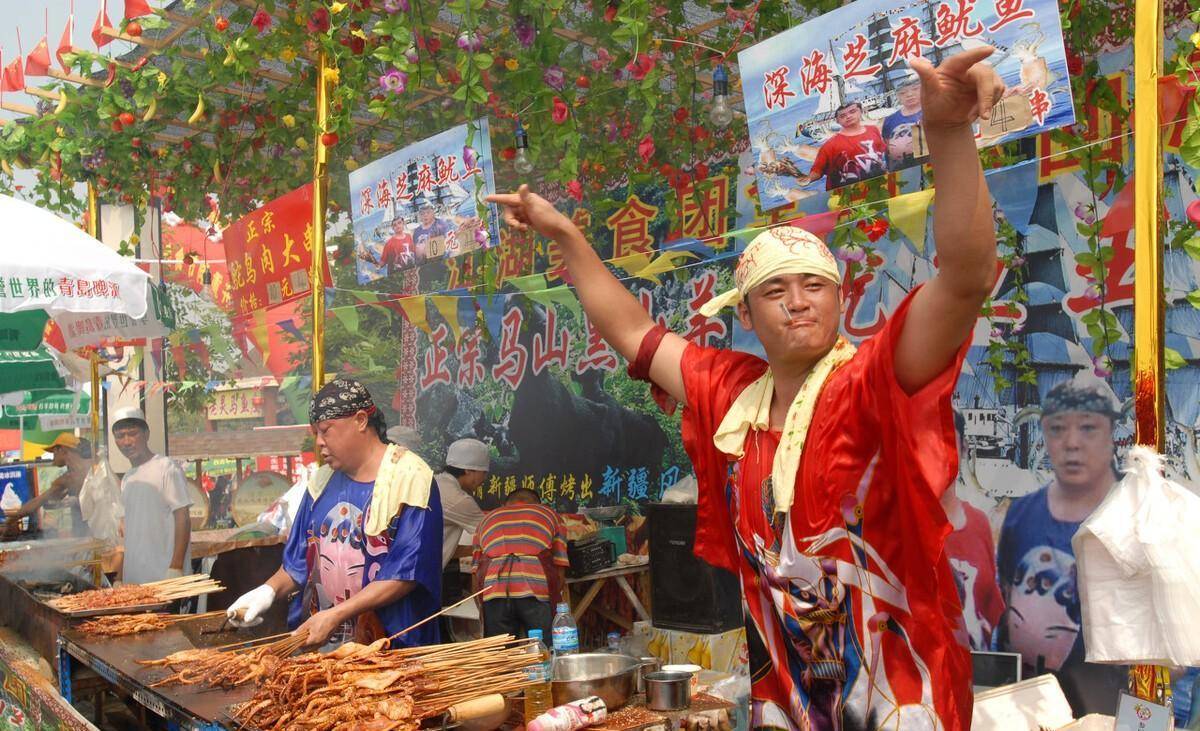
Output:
[
  {"xmin": 202, "ymin": 268, "xmax": 213, "ymax": 285},
  {"xmin": 515, "ymin": 121, "xmax": 529, "ymax": 150},
  {"xmin": 713, "ymin": 64, "xmax": 729, "ymax": 96}
]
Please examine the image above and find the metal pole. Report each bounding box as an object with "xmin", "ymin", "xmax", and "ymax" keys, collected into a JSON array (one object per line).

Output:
[
  {"xmin": 310, "ymin": 52, "xmax": 330, "ymax": 398},
  {"xmin": 86, "ymin": 182, "xmax": 101, "ymax": 447},
  {"xmin": 1129, "ymin": 0, "xmax": 1169, "ymax": 706}
]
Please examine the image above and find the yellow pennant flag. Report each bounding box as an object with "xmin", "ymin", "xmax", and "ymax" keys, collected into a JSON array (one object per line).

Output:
[
  {"xmin": 396, "ymin": 296, "xmax": 431, "ymax": 335},
  {"xmin": 887, "ymin": 188, "xmax": 936, "ymax": 252},
  {"xmin": 252, "ymin": 308, "xmax": 271, "ymax": 367},
  {"xmin": 429, "ymin": 295, "xmax": 463, "ymax": 341},
  {"xmin": 610, "ymin": 252, "xmax": 654, "ymax": 278},
  {"xmin": 635, "ymin": 250, "xmax": 699, "ymax": 284}
]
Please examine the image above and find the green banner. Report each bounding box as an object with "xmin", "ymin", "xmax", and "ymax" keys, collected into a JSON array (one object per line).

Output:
[{"xmin": 0, "ymin": 310, "xmax": 49, "ymax": 351}]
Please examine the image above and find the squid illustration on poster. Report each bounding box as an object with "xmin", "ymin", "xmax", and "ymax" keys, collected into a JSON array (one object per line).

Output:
[
  {"xmin": 349, "ymin": 119, "xmax": 501, "ymax": 283},
  {"xmin": 738, "ymin": 0, "xmax": 1075, "ymax": 209}
]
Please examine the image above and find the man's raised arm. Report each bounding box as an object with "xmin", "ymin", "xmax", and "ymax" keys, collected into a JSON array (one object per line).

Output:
[
  {"xmin": 486, "ymin": 186, "xmax": 688, "ymax": 403},
  {"xmin": 894, "ymin": 48, "xmax": 1007, "ymax": 394}
]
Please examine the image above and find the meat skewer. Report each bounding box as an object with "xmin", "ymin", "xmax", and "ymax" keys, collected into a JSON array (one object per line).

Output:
[
  {"xmin": 77, "ymin": 610, "xmax": 226, "ymax": 637},
  {"xmin": 48, "ymin": 574, "xmax": 224, "ymax": 613}
]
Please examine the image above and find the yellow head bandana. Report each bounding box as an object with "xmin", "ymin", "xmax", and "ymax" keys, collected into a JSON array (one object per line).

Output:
[{"xmin": 699, "ymin": 226, "xmax": 842, "ymax": 317}]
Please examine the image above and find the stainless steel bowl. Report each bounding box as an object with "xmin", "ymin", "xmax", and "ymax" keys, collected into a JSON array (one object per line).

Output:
[{"xmin": 551, "ymin": 653, "xmax": 640, "ymax": 710}]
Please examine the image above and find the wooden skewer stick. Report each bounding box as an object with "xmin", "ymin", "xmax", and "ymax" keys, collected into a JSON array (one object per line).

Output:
[{"xmin": 386, "ymin": 587, "xmax": 489, "ymax": 642}]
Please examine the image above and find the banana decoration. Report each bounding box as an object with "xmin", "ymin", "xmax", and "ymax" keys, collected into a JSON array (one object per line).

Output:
[
  {"xmin": 213, "ymin": 159, "xmax": 223, "ymax": 184},
  {"xmin": 142, "ymin": 97, "xmax": 158, "ymax": 122},
  {"xmin": 54, "ymin": 89, "xmax": 69, "ymax": 115},
  {"xmin": 1, "ymin": 160, "xmax": 12, "ymax": 177},
  {"xmin": 186, "ymin": 93, "xmax": 206, "ymax": 125}
]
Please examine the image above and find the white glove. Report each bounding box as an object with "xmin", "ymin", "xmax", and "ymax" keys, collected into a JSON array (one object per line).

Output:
[
  {"xmin": 164, "ymin": 567, "xmax": 184, "ymax": 579},
  {"xmin": 226, "ymin": 584, "xmax": 276, "ymax": 627}
]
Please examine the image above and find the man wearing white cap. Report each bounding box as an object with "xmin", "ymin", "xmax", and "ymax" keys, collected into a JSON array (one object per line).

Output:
[
  {"xmin": 111, "ymin": 406, "xmax": 192, "ymax": 584},
  {"xmin": 434, "ymin": 438, "xmax": 489, "ymax": 568},
  {"xmin": 490, "ymin": 48, "xmax": 1004, "ymax": 731}
]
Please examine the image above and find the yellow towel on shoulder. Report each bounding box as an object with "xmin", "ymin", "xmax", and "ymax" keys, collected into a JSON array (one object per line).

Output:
[{"xmin": 308, "ymin": 443, "xmax": 434, "ymax": 536}]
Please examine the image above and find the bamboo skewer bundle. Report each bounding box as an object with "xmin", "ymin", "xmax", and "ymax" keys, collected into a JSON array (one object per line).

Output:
[
  {"xmin": 48, "ymin": 574, "xmax": 225, "ymax": 613},
  {"xmin": 139, "ymin": 633, "xmax": 311, "ymax": 690},
  {"xmin": 77, "ymin": 610, "xmax": 226, "ymax": 637},
  {"xmin": 232, "ymin": 635, "xmax": 540, "ymax": 730}
]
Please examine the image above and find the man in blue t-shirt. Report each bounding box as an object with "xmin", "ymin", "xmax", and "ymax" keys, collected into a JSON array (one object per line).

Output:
[
  {"xmin": 226, "ymin": 379, "xmax": 443, "ymax": 648},
  {"xmin": 413, "ymin": 201, "xmax": 455, "ymax": 259},
  {"xmin": 882, "ymin": 77, "xmax": 923, "ymax": 170},
  {"xmin": 996, "ymin": 373, "xmax": 1127, "ymax": 713}
]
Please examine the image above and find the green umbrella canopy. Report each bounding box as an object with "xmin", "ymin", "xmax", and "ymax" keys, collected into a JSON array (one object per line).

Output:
[
  {"xmin": 0, "ymin": 347, "xmax": 66, "ymax": 393},
  {"xmin": 0, "ymin": 311, "xmax": 50, "ymax": 351}
]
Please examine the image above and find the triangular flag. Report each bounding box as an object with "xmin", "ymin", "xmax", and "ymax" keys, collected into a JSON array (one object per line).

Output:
[
  {"xmin": 395, "ymin": 296, "xmax": 431, "ymax": 335},
  {"xmin": 170, "ymin": 345, "xmax": 187, "ymax": 378},
  {"xmin": 507, "ymin": 273, "xmax": 549, "ymax": 296},
  {"xmin": 252, "ymin": 308, "xmax": 271, "ymax": 367},
  {"xmin": 477, "ymin": 295, "xmax": 506, "ymax": 341},
  {"xmin": 634, "ymin": 250, "xmax": 698, "ymax": 284},
  {"xmin": 886, "ymin": 188, "xmax": 936, "ymax": 252},
  {"xmin": 610, "ymin": 252, "xmax": 654, "ymax": 278},
  {"xmin": 124, "ymin": 0, "xmax": 153, "ymax": 20},
  {"xmin": 1, "ymin": 55, "xmax": 26, "ymax": 93},
  {"xmin": 1100, "ymin": 171, "xmax": 1135, "ymax": 237},
  {"xmin": 429, "ymin": 295, "xmax": 464, "ymax": 341},
  {"xmin": 92, "ymin": 2, "xmax": 114, "ymax": 48},
  {"xmin": 277, "ymin": 317, "xmax": 308, "ymax": 343},
  {"xmin": 987, "ymin": 160, "xmax": 1038, "ymax": 235},
  {"xmin": 57, "ymin": 14, "xmax": 74, "ymax": 71},
  {"xmin": 330, "ymin": 305, "xmax": 360, "ymax": 335},
  {"xmin": 526, "ymin": 286, "xmax": 582, "ymax": 321},
  {"xmin": 195, "ymin": 342, "xmax": 210, "ymax": 369},
  {"xmin": 25, "ymin": 37, "xmax": 51, "ymax": 77},
  {"xmin": 787, "ymin": 210, "xmax": 840, "ymax": 241}
]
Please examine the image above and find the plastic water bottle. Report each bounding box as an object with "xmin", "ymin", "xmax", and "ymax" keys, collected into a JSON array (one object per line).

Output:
[
  {"xmin": 606, "ymin": 632, "xmax": 622, "ymax": 653},
  {"xmin": 524, "ymin": 630, "xmax": 553, "ymax": 721},
  {"xmin": 552, "ymin": 603, "xmax": 579, "ymax": 656}
]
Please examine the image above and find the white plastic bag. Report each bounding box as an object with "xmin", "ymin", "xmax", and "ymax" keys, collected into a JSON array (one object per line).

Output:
[
  {"xmin": 1074, "ymin": 445, "xmax": 1200, "ymax": 665},
  {"xmin": 78, "ymin": 447, "xmax": 124, "ymax": 544}
]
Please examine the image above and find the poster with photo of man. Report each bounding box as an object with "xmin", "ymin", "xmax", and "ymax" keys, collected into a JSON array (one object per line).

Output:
[
  {"xmin": 349, "ymin": 119, "xmax": 500, "ymax": 284},
  {"xmin": 738, "ymin": 0, "xmax": 1075, "ymax": 209}
]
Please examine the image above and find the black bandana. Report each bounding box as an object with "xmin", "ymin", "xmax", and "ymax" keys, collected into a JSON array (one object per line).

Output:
[
  {"xmin": 309, "ymin": 378, "xmax": 377, "ymax": 424},
  {"xmin": 1042, "ymin": 377, "xmax": 1120, "ymax": 420}
]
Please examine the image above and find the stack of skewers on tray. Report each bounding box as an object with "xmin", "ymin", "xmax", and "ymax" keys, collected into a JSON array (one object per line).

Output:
[
  {"xmin": 76, "ymin": 610, "xmax": 227, "ymax": 637},
  {"xmin": 47, "ymin": 574, "xmax": 224, "ymax": 616},
  {"xmin": 228, "ymin": 634, "xmax": 538, "ymax": 730}
]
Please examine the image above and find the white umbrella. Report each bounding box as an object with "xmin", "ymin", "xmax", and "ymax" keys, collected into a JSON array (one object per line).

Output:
[{"xmin": 0, "ymin": 194, "xmax": 150, "ymax": 318}]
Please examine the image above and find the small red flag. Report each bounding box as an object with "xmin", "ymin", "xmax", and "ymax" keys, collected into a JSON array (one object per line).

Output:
[
  {"xmin": 57, "ymin": 14, "xmax": 75, "ymax": 71},
  {"xmin": 124, "ymin": 0, "xmax": 154, "ymax": 20},
  {"xmin": 25, "ymin": 37, "xmax": 51, "ymax": 77},
  {"xmin": 92, "ymin": 4, "xmax": 113, "ymax": 48},
  {"xmin": 0, "ymin": 56, "xmax": 26, "ymax": 92}
]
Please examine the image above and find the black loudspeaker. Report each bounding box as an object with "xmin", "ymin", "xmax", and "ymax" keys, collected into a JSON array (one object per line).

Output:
[{"xmin": 647, "ymin": 503, "xmax": 743, "ymax": 633}]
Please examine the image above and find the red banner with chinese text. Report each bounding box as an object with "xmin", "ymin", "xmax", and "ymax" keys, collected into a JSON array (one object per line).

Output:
[{"xmin": 222, "ymin": 184, "xmax": 330, "ymax": 318}]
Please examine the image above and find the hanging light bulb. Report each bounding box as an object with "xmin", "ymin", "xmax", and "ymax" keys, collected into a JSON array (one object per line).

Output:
[
  {"xmin": 202, "ymin": 267, "xmax": 212, "ymax": 285},
  {"xmin": 709, "ymin": 64, "xmax": 734, "ymax": 129},
  {"xmin": 513, "ymin": 120, "xmax": 535, "ymax": 175}
]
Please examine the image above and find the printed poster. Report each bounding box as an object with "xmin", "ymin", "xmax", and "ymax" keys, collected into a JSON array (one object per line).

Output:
[
  {"xmin": 738, "ymin": 0, "xmax": 1075, "ymax": 209},
  {"xmin": 349, "ymin": 118, "xmax": 501, "ymax": 283}
]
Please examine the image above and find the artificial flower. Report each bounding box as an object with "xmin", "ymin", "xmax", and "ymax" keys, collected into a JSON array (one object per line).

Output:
[
  {"xmin": 627, "ymin": 53, "xmax": 655, "ymax": 81},
  {"xmin": 323, "ymin": 66, "xmax": 341, "ymax": 85},
  {"xmin": 515, "ymin": 15, "xmax": 536, "ymax": 48},
  {"xmin": 383, "ymin": 0, "xmax": 409, "ymax": 11},
  {"xmin": 504, "ymin": 58, "xmax": 519, "ymax": 71},
  {"xmin": 567, "ymin": 179, "xmax": 583, "ymax": 202},
  {"xmin": 543, "ymin": 65, "xmax": 566, "ymax": 90},
  {"xmin": 280, "ymin": 47, "xmax": 297, "ymax": 63},
  {"xmin": 379, "ymin": 69, "xmax": 408, "ymax": 93},
  {"xmin": 251, "ymin": 9, "xmax": 272, "ymax": 33},
  {"xmin": 636, "ymin": 134, "xmax": 654, "ymax": 163},
  {"xmin": 856, "ymin": 218, "xmax": 889, "ymax": 242},
  {"xmin": 282, "ymin": 114, "xmax": 296, "ymax": 127},
  {"xmin": 330, "ymin": 1, "xmax": 347, "ymax": 13},
  {"xmin": 456, "ymin": 32, "xmax": 483, "ymax": 52},
  {"xmin": 307, "ymin": 8, "xmax": 331, "ymax": 33},
  {"xmin": 551, "ymin": 96, "xmax": 569, "ymax": 124}
]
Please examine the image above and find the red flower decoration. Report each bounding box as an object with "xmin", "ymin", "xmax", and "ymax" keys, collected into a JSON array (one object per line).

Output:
[
  {"xmin": 694, "ymin": 162, "xmax": 708, "ymax": 181},
  {"xmin": 567, "ymin": 180, "xmax": 583, "ymax": 202},
  {"xmin": 307, "ymin": 8, "xmax": 331, "ymax": 33},
  {"xmin": 500, "ymin": 146, "xmax": 516, "ymax": 161},
  {"xmin": 251, "ymin": 9, "xmax": 272, "ymax": 32},
  {"xmin": 1066, "ymin": 51, "xmax": 1083, "ymax": 76},
  {"xmin": 426, "ymin": 37, "xmax": 442, "ymax": 54},
  {"xmin": 672, "ymin": 107, "xmax": 688, "ymax": 124},
  {"xmin": 637, "ymin": 134, "xmax": 655, "ymax": 164},
  {"xmin": 604, "ymin": 4, "xmax": 618, "ymax": 22},
  {"xmin": 552, "ymin": 96, "xmax": 570, "ymax": 124},
  {"xmin": 627, "ymin": 53, "xmax": 655, "ymax": 81},
  {"xmin": 856, "ymin": 218, "xmax": 890, "ymax": 242}
]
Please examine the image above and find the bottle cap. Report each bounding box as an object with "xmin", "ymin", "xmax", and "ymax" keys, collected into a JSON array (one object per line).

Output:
[
  {"xmin": 529, "ymin": 629, "xmax": 543, "ymax": 640},
  {"xmin": 556, "ymin": 602, "xmax": 571, "ymax": 613}
]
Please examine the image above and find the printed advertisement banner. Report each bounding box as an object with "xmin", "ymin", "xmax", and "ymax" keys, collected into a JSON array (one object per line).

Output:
[
  {"xmin": 349, "ymin": 118, "xmax": 501, "ymax": 283},
  {"xmin": 738, "ymin": 0, "xmax": 1074, "ymax": 209},
  {"xmin": 222, "ymin": 183, "xmax": 328, "ymax": 318}
]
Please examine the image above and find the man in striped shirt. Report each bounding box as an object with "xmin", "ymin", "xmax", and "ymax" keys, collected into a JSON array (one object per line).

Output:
[{"xmin": 472, "ymin": 488, "xmax": 569, "ymax": 639}]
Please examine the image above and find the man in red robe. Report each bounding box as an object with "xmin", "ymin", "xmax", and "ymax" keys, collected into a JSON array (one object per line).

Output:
[{"xmin": 489, "ymin": 49, "xmax": 1004, "ymax": 731}]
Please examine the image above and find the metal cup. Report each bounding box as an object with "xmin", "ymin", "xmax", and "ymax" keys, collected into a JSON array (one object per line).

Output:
[
  {"xmin": 644, "ymin": 671, "xmax": 692, "ymax": 711},
  {"xmin": 636, "ymin": 656, "xmax": 661, "ymax": 693}
]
